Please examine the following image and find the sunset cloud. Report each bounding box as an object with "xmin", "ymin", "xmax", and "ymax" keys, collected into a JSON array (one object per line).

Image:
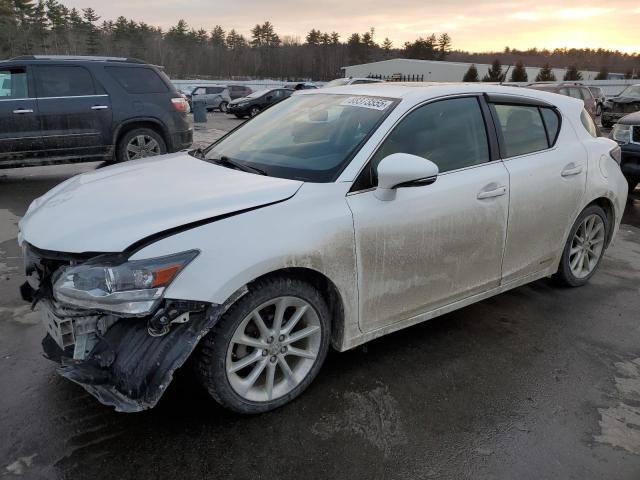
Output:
[{"xmin": 61, "ymin": 0, "xmax": 640, "ymax": 53}]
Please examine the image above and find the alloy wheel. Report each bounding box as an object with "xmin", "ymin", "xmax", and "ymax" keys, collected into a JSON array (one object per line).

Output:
[
  {"xmin": 569, "ymin": 213, "xmax": 605, "ymax": 279},
  {"xmin": 226, "ymin": 296, "xmax": 322, "ymax": 402},
  {"xmin": 250, "ymin": 107, "xmax": 260, "ymax": 117},
  {"xmin": 126, "ymin": 135, "xmax": 161, "ymax": 160}
]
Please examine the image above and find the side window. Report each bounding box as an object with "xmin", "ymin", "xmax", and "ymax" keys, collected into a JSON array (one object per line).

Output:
[
  {"xmin": 540, "ymin": 107, "xmax": 561, "ymax": 145},
  {"xmin": 193, "ymin": 87, "xmax": 206, "ymax": 95},
  {"xmin": 35, "ymin": 65, "xmax": 95, "ymax": 97},
  {"xmin": 559, "ymin": 88, "xmax": 569, "ymax": 96},
  {"xmin": 492, "ymin": 104, "xmax": 549, "ymax": 158},
  {"xmin": 370, "ymin": 97, "xmax": 490, "ymax": 177},
  {"xmin": 105, "ymin": 66, "xmax": 169, "ymax": 94},
  {"xmin": 580, "ymin": 88, "xmax": 593, "ymax": 100},
  {"xmin": 0, "ymin": 68, "xmax": 28, "ymax": 98},
  {"xmin": 580, "ymin": 109, "xmax": 598, "ymax": 137},
  {"xmin": 568, "ymin": 88, "xmax": 582, "ymax": 99}
]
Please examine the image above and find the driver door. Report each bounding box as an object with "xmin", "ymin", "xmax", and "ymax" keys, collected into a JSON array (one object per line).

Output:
[{"xmin": 346, "ymin": 96, "xmax": 510, "ymax": 332}]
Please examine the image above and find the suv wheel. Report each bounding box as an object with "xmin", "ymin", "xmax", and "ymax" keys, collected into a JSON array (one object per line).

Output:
[
  {"xmin": 117, "ymin": 128, "xmax": 166, "ymax": 162},
  {"xmin": 219, "ymin": 101, "xmax": 228, "ymax": 113},
  {"xmin": 197, "ymin": 276, "xmax": 331, "ymax": 414},
  {"xmin": 554, "ymin": 205, "xmax": 608, "ymax": 287}
]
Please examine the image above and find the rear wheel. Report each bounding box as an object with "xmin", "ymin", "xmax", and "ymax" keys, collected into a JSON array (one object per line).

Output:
[
  {"xmin": 219, "ymin": 101, "xmax": 228, "ymax": 113},
  {"xmin": 197, "ymin": 277, "xmax": 331, "ymax": 414},
  {"xmin": 116, "ymin": 128, "xmax": 166, "ymax": 162},
  {"xmin": 554, "ymin": 205, "xmax": 608, "ymax": 287}
]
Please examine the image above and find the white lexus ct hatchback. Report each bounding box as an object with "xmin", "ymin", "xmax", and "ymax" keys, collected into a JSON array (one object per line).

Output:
[{"xmin": 19, "ymin": 84, "xmax": 627, "ymax": 413}]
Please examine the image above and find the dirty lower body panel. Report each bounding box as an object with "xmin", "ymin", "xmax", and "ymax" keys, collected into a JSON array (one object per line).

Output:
[{"xmin": 40, "ymin": 302, "xmax": 223, "ymax": 412}]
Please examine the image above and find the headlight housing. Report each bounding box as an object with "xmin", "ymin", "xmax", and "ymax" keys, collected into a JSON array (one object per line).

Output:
[
  {"xmin": 53, "ymin": 250, "xmax": 199, "ymax": 315},
  {"xmin": 611, "ymin": 124, "xmax": 632, "ymax": 144}
]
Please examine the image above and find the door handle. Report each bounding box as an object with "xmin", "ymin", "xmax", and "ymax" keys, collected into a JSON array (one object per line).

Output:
[
  {"xmin": 561, "ymin": 165, "xmax": 583, "ymax": 177},
  {"xmin": 477, "ymin": 186, "xmax": 507, "ymax": 199},
  {"xmin": 13, "ymin": 109, "xmax": 33, "ymax": 114},
  {"xmin": 91, "ymin": 105, "xmax": 109, "ymax": 110}
]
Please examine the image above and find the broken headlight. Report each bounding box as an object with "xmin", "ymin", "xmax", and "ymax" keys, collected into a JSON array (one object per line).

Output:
[{"xmin": 53, "ymin": 250, "xmax": 199, "ymax": 315}]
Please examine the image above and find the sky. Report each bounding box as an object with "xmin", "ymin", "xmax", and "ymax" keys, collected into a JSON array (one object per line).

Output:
[{"xmin": 62, "ymin": 0, "xmax": 640, "ymax": 53}]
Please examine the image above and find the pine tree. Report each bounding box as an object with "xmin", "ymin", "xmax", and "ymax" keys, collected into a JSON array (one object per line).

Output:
[
  {"xmin": 535, "ymin": 63, "xmax": 556, "ymax": 81},
  {"xmin": 210, "ymin": 25, "xmax": 225, "ymax": 48},
  {"xmin": 509, "ymin": 61, "xmax": 528, "ymax": 82},
  {"xmin": 462, "ymin": 64, "xmax": 479, "ymax": 82},
  {"xmin": 563, "ymin": 65, "xmax": 583, "ymax": 81},
  {"xmin": 595, "ymin": 66, "xmax": 608, "ymax": 80},
  {"xmin": 82, "ymin": 7, "xmax": 100, "ymax": 55},
  {"xmin": 437, "ymin": 33, "xmax": 451, "ymax": 60},
  {"xmin": 482, "ymin": 59, "xmax": 504, "ymax": 82}
]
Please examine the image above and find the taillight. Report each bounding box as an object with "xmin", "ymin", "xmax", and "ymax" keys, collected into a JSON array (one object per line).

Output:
[
  {"xmin": 171, "ymin": 97, "xmax": 189, "ymax": 113},
  {"xmin": 609, "ymin": 146, "xmax": 621, "ymax": 165}
]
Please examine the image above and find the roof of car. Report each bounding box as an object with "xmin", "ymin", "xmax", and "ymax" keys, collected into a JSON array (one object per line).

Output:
[
  {"xmin": 0, "ymin": 55, "xmax": 155, "ymax": 68},
  {"xmin": 297, "ymin": 82, "xmax": 584, "ymax": 112}
]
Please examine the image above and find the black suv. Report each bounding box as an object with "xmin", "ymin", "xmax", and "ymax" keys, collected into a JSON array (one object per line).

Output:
[{"xmin": 0, "ymin": 55, "xmax": 192, "ymax": 168}]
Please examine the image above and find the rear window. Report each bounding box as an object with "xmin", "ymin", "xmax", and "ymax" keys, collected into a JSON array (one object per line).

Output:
[
  {"xmin": 106, "ymin": 66, "xmax": 168, "ymax": 94},
  {"xmin": 35, "ymin": 65, "xmax": 95, "ymax": 97},
  {"xmin": 493, "ymin": 104, "xmax": 549, "ymax": 158},
  {"xmin": 540, "ymin": 107, "xmax": 561, "ymax": 145}
]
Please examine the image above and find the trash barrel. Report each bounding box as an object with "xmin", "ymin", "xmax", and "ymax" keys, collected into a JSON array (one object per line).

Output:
[{"xmin": 193, "ymin": 100, "xmax": 207, "ymax": 123}]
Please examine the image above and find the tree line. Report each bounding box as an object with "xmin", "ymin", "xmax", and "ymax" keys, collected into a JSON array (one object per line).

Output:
[
  {"xmin": 1, "ymin": 0, "xmax": 638, "ymax": 81},
  {"xmin": 462, "ymin": 59, "xmax": 639, "ymax": 83}
]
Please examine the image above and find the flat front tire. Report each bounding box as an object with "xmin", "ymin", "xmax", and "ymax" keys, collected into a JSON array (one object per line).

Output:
[
  {"xmin": 197, "ymin": 276, "xmax": 331, "ymax": 414},
  {"xmin": 554, "ymin": 205, "xmax": 608, "ymax": 287}
]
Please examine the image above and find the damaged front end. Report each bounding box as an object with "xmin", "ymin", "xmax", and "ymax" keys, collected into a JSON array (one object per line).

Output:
[{"xmin": 21, "ymin": 243, "xmax": 223, "ymax": 412}]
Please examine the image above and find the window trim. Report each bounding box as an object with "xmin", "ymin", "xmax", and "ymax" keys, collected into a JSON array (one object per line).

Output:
[
  {"xmin": 487, "ymin": 101, "xmax": 562, "ymax": 160},
  {"xmin": 349, "ymin": 93, "xmax": 498, "ymax": 193},
  {"xmin": 32, "ymin": 64, "xmax": 97, "ymax": 99}
]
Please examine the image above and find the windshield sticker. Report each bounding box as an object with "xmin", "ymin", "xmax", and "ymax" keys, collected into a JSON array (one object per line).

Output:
[{"xmin": 340, "ymin": 96, "xmax": 393, "ymax": 111}]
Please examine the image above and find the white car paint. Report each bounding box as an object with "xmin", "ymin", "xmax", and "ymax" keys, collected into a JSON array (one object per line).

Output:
[{"xmin": 20, "ymin": 83, "xmax": 628, "ymax": 353}]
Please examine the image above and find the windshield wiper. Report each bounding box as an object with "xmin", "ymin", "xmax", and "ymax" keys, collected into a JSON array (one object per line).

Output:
[{"xmin": 211, "ymin": 156, "xmax": 268, "ymax": 176}]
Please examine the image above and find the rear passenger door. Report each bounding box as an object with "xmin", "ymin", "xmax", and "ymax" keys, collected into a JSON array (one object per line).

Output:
[
  {"xmin": 490, "ymin": 97, "xmax": 587, "ymax": 283},
  {"xmin": 34, "ymin": 65, "xmax": 112, "ymax": 159},
  {"xmin": 0, "ymin": 66, "xmax": 42, "ymax": 164}
]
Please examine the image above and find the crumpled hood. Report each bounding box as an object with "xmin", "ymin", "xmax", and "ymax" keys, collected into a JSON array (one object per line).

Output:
[{"xmin": 19, "ymin": 152, "xmax": 302, "ymax": 253}]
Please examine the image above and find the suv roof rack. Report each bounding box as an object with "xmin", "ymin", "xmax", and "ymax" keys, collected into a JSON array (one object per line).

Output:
[{"xmin": 9, "ymin": 55, "xmax": 147, "ymax": 64}]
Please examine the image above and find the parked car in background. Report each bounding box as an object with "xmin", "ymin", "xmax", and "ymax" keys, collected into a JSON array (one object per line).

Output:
[
  {"xmin": 589, "ymin": 86, "xmax": 606, "ymax": 117},
  {"xmin": 527, "ymin": 83, "xmax": 598, "ymax": 119},
  {"xmin": 610, "ymin": 111, "xmax": 640, "ymax": 193},
  {"xmin": 602, "ymin": 84, "xmax": 640, "ymax": 128},
  {"xmin": 0, "ymin": 55, "xmax": 191, "ymax": 168},
  {"xmin": 188, "ymin": 85, "xmax": 232, "ymax": 112},
  {"xmin": 227, "ymin": 88, "xmax": 294, "ymax": 118},
  {"xmin": 323, "ymin": 77, "xmax": 384, "ymax": 87},
  {"xmin": 285, "ymin": 82, "xmax": 318, "ymax": 90},
  {"xmin": 19, "ymin": 83, "xmax": 627, "ymax": 414}
]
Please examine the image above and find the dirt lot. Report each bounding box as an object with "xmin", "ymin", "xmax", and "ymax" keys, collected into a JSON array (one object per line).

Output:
[{"xmin": 1, "ymin": 114, "xmax": 640, "ymax": 479}]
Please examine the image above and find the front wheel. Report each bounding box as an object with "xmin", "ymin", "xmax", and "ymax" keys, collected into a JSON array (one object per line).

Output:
[
  {"xmin": 554, "ymin": 205, "xmax": 608, "ymax": 287},
  {"xmin": 116, "ymin": 128, "xmax": 166, "ymax": 162},
  {"xmin": 197, "ymin": 277, "xmax": 331, "ymax": 414},
  {"xmin": 250, "ymin": 106, "xmax": 260, "ymax": 117}
]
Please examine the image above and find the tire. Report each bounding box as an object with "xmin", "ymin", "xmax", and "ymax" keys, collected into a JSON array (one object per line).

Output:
[
  {"xmin": 197, "ymin": 276, "xmax": 331, "ymax": 414},
  {"xmin": 250, "ymin": 106, "xmax": 260, "ymax": 117},
  {"xmin": 629, "ymin": 181, "xmax": 638, "ymax": 196},
  {"xmin": 219, "ymin": 101, "xmax": 228, "ymax": 113},
  {"xmin": 554, "ymin": 205, "xmax": 608, "ymax": 287},
  {"xmin": 116, "ymin": 127, "xmax": 166, "ymax": 163}
]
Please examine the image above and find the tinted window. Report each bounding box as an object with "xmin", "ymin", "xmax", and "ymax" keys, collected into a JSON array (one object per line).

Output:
[
  {"xmin": 0, "ymin": 68, "xmax": 28, "ymax": 98},
  {"xmin": 540, "ymin": 107, "xmax": 561, "ymax": 145},
  {"xmin": 35, "ymin": 66, "xmax": 94, "ymax": 97},
  {"xmin": 205, "ymin": 87, "xmax": 225, "ymax": 94},
  {"xmin": 581, "ymin": 109, "xmax": 598, "ymax": 137},
  {"xmin": 493, "ymin": 104, "xmax": 548, "ymax": 158},
  {"xmin": 371, "ymin": 97, "xmax": 490, "ymax": 176},
  {"xmin": 105, "ymin": 66, "xmax": 168, "ymax": 94}
]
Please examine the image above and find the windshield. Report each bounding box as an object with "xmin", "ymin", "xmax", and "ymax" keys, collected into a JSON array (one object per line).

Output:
[
  {"xmin": 324, "ymin": 79, "xmax": 350, "ymax": 88},
  {"xmin": 619, "ymin": 85, "xmax": 640, "ymax": 98},
  {"xmin": 204, "ymin": 93, "xmax": 397, "ymax": 182}
]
